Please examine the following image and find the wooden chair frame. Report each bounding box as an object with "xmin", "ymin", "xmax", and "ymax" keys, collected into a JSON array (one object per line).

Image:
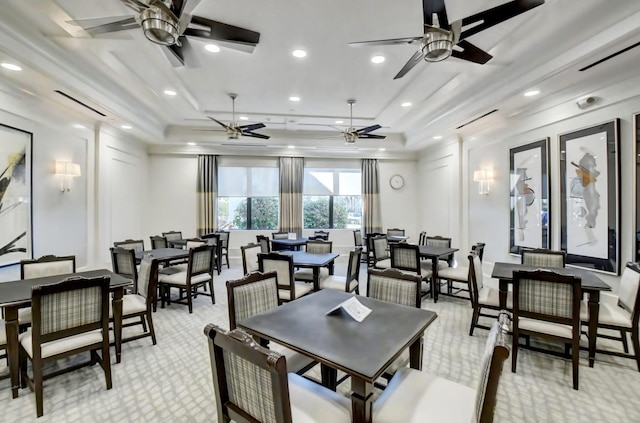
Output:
[
  {"xmin": 367, "ymin": 267, "xmax": 423, "ymax": 309},
  {"xmin": 521, "ymin": 248, "xmax": 567, "ymax": 267},
  {"xmin": 240, "ymin": 243, "xmax": 262, "ymax": 275},
  {"xmin": 113, "ymin": 239, "xmax": 145, "ymax": 252},
  {"xmin": 20, "ymin": 255, "xmax": 76, "ymax": 279},
  {"xmin": 150, "ymin": 235, "xmax": 168, "ymax": 249},
  {"xmin": 256, "ymin": 235, "xmax": 271, "ymax": 253},
  {"xmin": 119, "ymin": 256, "xmax": 159, "ymax": 346},
  {"xmin": 258, "ymin": 252, "xmax": 300, "ymax": 302},
  {"xmin": 215, "ymin": 230, "xmax": 231, "ymax": 269}
]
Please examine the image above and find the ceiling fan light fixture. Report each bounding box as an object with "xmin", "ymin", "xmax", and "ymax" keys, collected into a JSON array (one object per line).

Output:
[
  {"xmin": 141, "ymin": 6, "xmax": 179, "ymax": 46},
  {"xmin": 422, "ymin": 28, "xmax": 454, "ymax": 62}
]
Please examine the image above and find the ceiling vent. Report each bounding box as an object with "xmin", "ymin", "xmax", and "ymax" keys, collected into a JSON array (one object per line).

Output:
[
  {"xmin": 456, "ymin": 109, "xmax": 498, "ymax": 130},
  {"xmin": 579, "ymin": 40, "xmax": 640, "ymax": 72}
]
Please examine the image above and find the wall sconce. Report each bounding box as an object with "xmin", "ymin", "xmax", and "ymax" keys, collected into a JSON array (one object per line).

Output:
[
  {"xmin": 473, "ymin": 167, "xmax": 494, "ymax": 195},
  {"xmin": 55, "ymin": 161, "xmax": 81, "ymax": 192}
]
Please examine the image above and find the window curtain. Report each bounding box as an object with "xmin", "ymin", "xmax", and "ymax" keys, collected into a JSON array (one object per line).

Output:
[
  {"xmin": 362, "ymin": 158, "xmax": 382, "ymax": 235},
  {"xmin": 197, "ymin": 155, "xmax": 217, "ymax": 236},
  {"xmin": 279, "ymin": 157, "xmax": 303, "ymax": 236}
]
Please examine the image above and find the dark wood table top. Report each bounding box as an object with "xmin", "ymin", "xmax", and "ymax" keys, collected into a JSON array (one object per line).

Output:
[
  {"xmin": 135, "ymin": 248, "xmax": 189, "ymax": 262},
  {"xmin": 387, "ymin": 235, "xmax": 409, "ymax": 242},
  {"xmin": 281, "ymin": 250, "xmax": 339, "ymax": 267},
  {"xmin": 239, "ymin": 290, "xmax": 437, "ymax": 382},
  {"xmin": 418, "ymin": 245, "xmax": 459, "ymax": 258},
  {"xmin": 270, "ymin": 237, "xmax": 308, "ymax": 247},
  {"xmin": 0, "ymin": 269, "xmax": 131, "ymax": 307},
  {"xmin": 491, "ymin": 262, "xmax": 611, "ymax": 291}
]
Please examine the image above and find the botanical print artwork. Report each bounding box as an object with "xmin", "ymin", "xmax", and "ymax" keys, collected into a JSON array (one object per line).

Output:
[
  {"xmin": 512, "ymin": 146, "xmax": 543, "ymax": 248},
  {"xmin": 0, "ymin": 124, "xmax": 31, "ymax": 267},
  {"xmin": 565, "ymin": 132, "xmax": 608, "ymax": 259}
]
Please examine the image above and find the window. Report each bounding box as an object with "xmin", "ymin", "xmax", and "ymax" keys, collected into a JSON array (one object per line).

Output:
[
  {"xmin": 217, "ymin": 166, "xmax": 279, "ymax": 230},
  {"xmin": 303, "ymin": 168, "xmax": 361, "ymax": 229}
]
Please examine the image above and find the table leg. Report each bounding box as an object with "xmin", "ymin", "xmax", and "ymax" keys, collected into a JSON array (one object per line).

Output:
[
  {"xmin": 6, "ymin": 306, "xmax": 20, "ymax": 398},
  {"xmin": 498, "ymin": 279, "xmax": 508, "ymax": 309},
  {"xmin": 432, "ymin": 258, "xmax": 439, "ymax": 303},
  {"xmin": 112, "ymin": 287, "xmax": 124, "ymax": 363},
  {"xmin": 320, "ymin": 364, "xmax": 337, "ymax": 391},
  {"xmin": 587, "ymin": 290, "xmax": 600, "ymax": 368},
  {"xmin": 312, "ymin": 268, "xmax": 320, "ymax": 291},
  {"xmin": 409, "ymin": 335, "xmax": 424, "ymax": 370},
  {"xmin": 351, "ymin": 378, "xmax": 374, "ymax": 423}
]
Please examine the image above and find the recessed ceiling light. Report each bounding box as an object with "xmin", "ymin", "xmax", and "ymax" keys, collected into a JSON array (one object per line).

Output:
[
  {"xmin": 289, "ymin": 96, "xmax": 301, "ymax": 102},
  {"xmin": 205, "ymin": 44, "xmax": 220, "ymax": 53},
  {"xmin": 371, "ymin": 55, "xmax": 385, "ymax": 64},
  {"xmin": 524, "ymin": 90, "xmax": 540, "ymax": 97},
  {"xmin": 1, "ymin": 62, "xmax": 22, "ymax": 71},
  {"xmin": 335, "ymin": 120, "xmax": 344, "ymax": 124},
  {"xmin": 401, "ymin": 102, "xmax": 412, "ymax": 107},
  {"xmin": 292, "ymin": 50, "xmax": 307, "ymax": 58},
  {"xmin": 164, "ymin": 90, "xmax": 177, "ymax": 96},
  {"xmin": 288, "ymin": 145, "xmax": 295, "ymax": 149},
  {"xmin": 433, "ymin": 135, "xmax": 443, "ymax": 140},
  {"xmin": 187, "ymin": 142, "xmax": 196, "ymax": 146},
  {"xmin": 73, "ymin": 124, "xmax": 86, "ymax": 129},
  {"xmin": 121, "ymin": 125, "xmax": 132, "ymax": 129},
  {"xmin": 379, "ymin": 148, "xmax": 386, "ymax": 151},
  {"xmin": 239, "ymin": 116, "xmax": 249, "ymax": 121}
]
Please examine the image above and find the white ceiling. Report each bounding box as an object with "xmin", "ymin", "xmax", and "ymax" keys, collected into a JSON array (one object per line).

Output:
[{"xmin": 1, "ymin": 0, "xmax": 640, "ymax": 156}]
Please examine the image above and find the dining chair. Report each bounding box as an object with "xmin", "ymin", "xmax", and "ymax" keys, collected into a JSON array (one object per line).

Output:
[
  {"xmin": 580, "ymin": 262, "xmax": 640, "ymax": 371},
  {"xmin": 19, "ymin": 255, "xmax": 77, "ymax": 327},
  {"xmin": 387, "ymin": 228, "xmax": 405, "ymax": 237},
  {"xmin": 389, "ymin": 243, "xmax": 433, "ymax": 298},
  {"xmin": 113, "ymin": 239, "xmax": 145, "ymax": 252},
  {"xmin": 159, "ymin": 244, "xmax": 215, "ymax": 313},
  {"xmin": 353, "ymin": 229, "xmax": 368, "ymax": 263},
  {"xmin": 110, "ymin": 246, "xmax": 138, "ymax": 283},
  {"xmin": 418, "ymin": 231, "xmax": 427, "ymax": 246},
  {"xmin": 468, "ymin": 250, "xmax": 513, "ymax": 336},
  {"xmin": 214, "ymin": 230, "xmax": 230, "ymax": 269},
  {"xmin": 438, "ymin": 242, "xmax": 486, "ymax": 298},
  {"xmin": 204, "ymin": 324, "xmax": 352, "ymax": 423},
  {"xmin": 226, "ymin": 271, "xmax": 316, "ymax": 375},
  {"xmin": 149, "ymin": 235, "xmax": 168, "ymax": 249},
  {"xmin": 425, "ymin": 235, "xmax": 454, "ymax": 269},
  {"xmin": 512, "ymin": 269, "xmax": 582, "ymax": 390},
  {"xmin": 365, "ymin": 232, "xmax": 384, "ymax": 267},
  {"xmin": 258, "ymin": 252, "xmax": 313, "ymax": 302},
  {"xmin": 373, "ymin": 312, "xmax": 511, "ymax": 423},
  {"xmin": 521, "ymin": 248, "xmax": 566, "ymax": 267},
  {"xmin": 202, "ymin": 233, "xmax": 223, "ymax": 274},
  {"xmin": 162, "ymin": 230, "xmax": 183, "ymax": 247},
  {"xmin": 256, "ymin": 234, "xmax": 271, "ymax": 253},
  {"xmin": 271, "ymin": 231, "xmax": 289, "ymax": 251},
  {"xmin": 320, "ymin": 247, "xmax": 362, "ymax": 294},
  {"xmin": 372, "ymin": 235, "xmax": 391, "ymax": 269},
  {"xmin": 310, "ymin": 230, "xmax": 330, "ymax": 240},
  {"xmin": 19, "ymin": 276, "xmax": 112, "ymax": 417},
  {"xmin": 294, "ymin": 240, "xmax": 333, "ymax": 282},
  {"xmin": 240, "ymin": 243, "xmax": 261, "ymax": 275}
]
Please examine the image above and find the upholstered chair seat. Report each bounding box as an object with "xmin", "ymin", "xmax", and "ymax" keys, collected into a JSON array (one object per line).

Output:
[
  {"xmin": 295, "ymin": 268, "xmax": 329, "ymax": 281},
  {"xmin": 20, "ymin": 329, "xmax": 103, "ymax": 359},
  {"xmin": 270, "ymin": 343, "xmax": 317, "ymax": 374},
  {"xmin": 374, "ymin": 258, "xmax": 392, "ymax": 269},
  {"xmin": 580, "ymin": 293, "xmax": 632, "ymax": 327},
  {"xmin": 518, "ymin": 318, "xmax": 573, "ymax": 339},
  {"xmin": 478, "ymin": 286, "xmax": 513, "ymax": 309},
  {"xmin": 437, "ymin": 265, "xmax": 467, "ymax": 280},
  {"xmin": 320, "ymin": 275, "xmax": 359, "ymax": 292},
  {"xmin": 158, "ymin": 270, "xmax": 211, "ymax": 286},
  {"xmin": 279, "ymin": 282, "xmax": 314, "ymax": 301},
  {"xmin": 287, "ymin": 373, "xmax": 352, "ymax": 422},
  {"xmin": 109, "ymin": 294, "xmax": 147, "ymax": 318}
]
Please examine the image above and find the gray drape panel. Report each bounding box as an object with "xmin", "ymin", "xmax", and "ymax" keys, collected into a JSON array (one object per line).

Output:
[
  {"xmin": 279, "ymin": 157, "xmax": 303, "ymax": 236},
  {"xmin": 197, "ymin": 155, "xmax": 218, "ymax": 236},
  {"xmin": 362, "ymin": 158, "xmax": 382, "ymax": 235}
]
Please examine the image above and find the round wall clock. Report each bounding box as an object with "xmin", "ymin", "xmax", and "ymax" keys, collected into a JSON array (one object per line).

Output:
[{"xmin": 389, "ymin": 174, "xmax": 405, "ymax": 190}]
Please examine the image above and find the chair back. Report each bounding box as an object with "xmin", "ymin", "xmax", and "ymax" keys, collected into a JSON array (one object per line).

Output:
[
  {"xmin": 426, "ymin": 235, "xmax": 451, "ymax": 248},
  {"xmin": 474, "ymin": 312, "xmax": 511, "ymax": 423},
  {"xmin": 110, "ymin": 247, "xmax": 138, "ymax": 287},
  {"xmin": 258, "ymin": 253, "xmax": 295, "ymax": 300},
  {"xmin": 468, "ymin": 251, "xmax": 484, "ymax": 308},
  {"xmin": 186, "ymin": 238, "xmax": 206, "ymax": 249},
  {"xmin": 346, "ymin": 247, "xmax": 363, "ymax": 286},
  {"xmin": 390, "ymin": 243, "xmax": 421, "ymax": 275},
  {"xmin": 617, "ymin": 262, "xmax": 640, "ymax": 318},
  {"xmin": 226, "ymin": 271, "xmax": 280, "ymax": 330},
  {"xmin": 215, "ymin": 231, "xmax": 230, "ymax": 248},
  {"xmin": 353, "ymin": 229, "xmax": 364, "ymax": 247},
  {"xmin": 137, "ymin": 255, "xmax": 159, "ymax": 303},
  {"xmin": 387, "ymin": 228, "xmax": 405, "ymax": 237},
  {"xmin": 187, "ymin": 245, "xmax": 214, "ymax": 279},
  {"xmin": 472, "ymin": 242, "xmax": 486, "ymax": 261},
  {"xmin": 241, "ymin": 243, "xmax": 262, "ymax": 275},
  {"xmin": 306, "ymin": 240, "xmax": 333, "ymax": 254},
  {"xmin": 418, "ymin": 231, "xmax": 427, "ymax": 246},
  {"xmin": 162, "ymin": 231, "xmax": 182, "ymax": 242},
  {"xmin": 521, "ymin": 248, "xmax": 566, "ymax": 267},
  {"xmin": 31, "ymin": 276, "xmax": 110, "ymax": 347},
  {"xmin": 256, "ymin": 235, "xmax": 271, "ymax": 253},
  {"xmin": 114, "ymin": 239, "xmax": 145, "ymax": 252},
  {"xmin": 272, "ymin": 232, "xmax": 289, "ymax": 239},
  {"xmin": 367, "ymin": 268, "xmax": 422, "ymax": 308},
  {"xmin": 311, "ymin": 230, "xmax": 330, "ymax": 240},
  {"xmin": 372, "ymin": 235, "xmax": 390, "ymax": 261},
  {"xmin": 204, "ymin": 324, "xmax": 292, "ymax": 423},
  {"xmin": 20, "ymin": 255, "xmax": 76, "ymax": 280},
  {"xmin": 150, "ymin": 236, "xmax": 167, "ymax": 249}
]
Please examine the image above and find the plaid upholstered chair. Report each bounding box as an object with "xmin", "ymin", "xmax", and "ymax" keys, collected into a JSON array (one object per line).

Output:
[
  {"xmin": 294, "ymin": 240, "xmax": 333, "ymax": 282},
  {"xmin": 204, "ymin": 324, "xmax": 352, "ymax": 423},
  {"xmin": 215, "ymin": 230, "xmax": 231, "ymax": 269},
  {"xmin": 113, "ymin": 239, "xmax": 145, "ymax": 252},
  {"xmin": 150, "ymin": 235, "xmax": 168, "ymax": 249},
  {"xmin": 226, "ymin": 271, "xmax": 316, "ymax": 375},
  {"xmin": 162, "ymin": 230, "xmax": 183, "ymax": 247},
  {"xmin": 271, "ymin": 231, "xmax": 289, "ymax": 251},
  {"xmin": 469, "ymin": 250, "xmax": 513, "ymax": 336},
  {"xmin": 19, "ymin": 255, "xmax": 76, "ymax": 327},
  {"xmin": 512, "ymin": 269, "xmax": 582, "ymax": 390},
  {"xmin": 365, "ymin": 232, "xmax": 384, "ymax": 267},
  {"xmin": 202, "ymin": 233, "xmax": 223, "ymax": 274},
  {"xmin": 19, "ymin": 276, "xmax": 112, "ymax": 417},
  {"xmin": 425, "ymin": 235, "xmax": 454, "ymax": 269},
  {"xmin": 256, "ymin": 235, "xmax": 271, "ymax": 253},
  {"xmin": 373, "ymin": 313, "xmax": 511, "ymax": 423},
  {"xmin": 258, "ymin": 252, "xmax": 313, "ymax": 302},
  {"xmin": 159, "ymin": 244, "xmax": 215, "ymax": 313},
  {"xmin": 580, "ymin": 262, "xmax": 640, "ymax": 371},
  {"xmin": 521, "ymin": 248, "xmax": 566, "ymax": 267},
  {"xmin": 110, "ymin": 247, "xmax": 138, "ymax": 283},
  {"xmin": 389, "ymin": 243, "xmax": 433, "ymax": 298},
  {"xmin": 310, "ymin": 230, "xmax": 330, "ymax": 240},
  {"xmin": 353, "ymin": 229, "xmax": 368, "ymax": 263},
  {"xmin": 241, "ymin": 243, "xmax": 262, "ymax": 275},
  {"xmin": 438, "ymin": 242, "xmax": 486, "ymax": 298},
  {"xmin": 320, "ymin": 248, "xmax": 362, "ymax": 294},
  {"xmin": 372, "ymin": 235, "xmax": 391, "ymax": 269}
]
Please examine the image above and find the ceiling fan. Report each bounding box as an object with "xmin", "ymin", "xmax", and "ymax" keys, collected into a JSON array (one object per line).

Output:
[
  {"xmin": 350, "ymin": 0, "xmax": 545, "ymax": 79},
  {"xmin": 207, "ymin": 94, "xmax": 270, "ymax": 140},
  {"xmin": 67, "ymin": 0, "xmax": 260, "ymax": 67},
  {"xmin": 332, "ymin": 100, "xmax": 386, "ymax": 144}
]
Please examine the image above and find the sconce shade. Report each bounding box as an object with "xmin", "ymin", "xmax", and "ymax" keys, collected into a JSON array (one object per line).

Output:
[
  {"xmin": 55, "ymin": 161, "xmax": 81, "ymax": 177},
  {"xmin": 473, "ymin": 168, "xmax": 494, "ymax": 182}
]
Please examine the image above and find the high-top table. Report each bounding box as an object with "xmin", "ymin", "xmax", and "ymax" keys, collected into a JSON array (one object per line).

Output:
[
  {"xmin": 0, "ymin": 269, "xmax": 131, "ymax": 399},
  {"xmin": 418, "ymin": 245, "xmax": 459, "ymax": 302},
  {"xmin": 491, "ymin": 262, "xmax": 611, "ymax": 367},
  {"xmin": 281, "ymin": 250, "xmax": 339, "ymax": 291},
  {"xmin": 239, "ymin": 290, "xmax": 438, "ymax": 423}
]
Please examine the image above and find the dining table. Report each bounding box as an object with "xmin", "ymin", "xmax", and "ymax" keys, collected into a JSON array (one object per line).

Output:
[
  {"xmin": 282, "ymin": 250, "xmax": 339, "ymax": 291},
  {"xmin": 270, "ymin": 237, "xmax": 308, "ymax": 251},
  {"xmin": 491, "ymin": 262, "xmax": 611, "ymax": 367},
  {"xmin": 135, "ymin": 247, "xmax": 189, "ymax": 265},
  {"xmin": 0, "ymin": 269, "xmax": 131, "ymax": 399},
  {"xmin": 238, "ymin": 289, "xmax": 438, "ymax": 423},
  {"xmin": 418, "ymin": 245, "xmax": 459, "ymax": 302}
]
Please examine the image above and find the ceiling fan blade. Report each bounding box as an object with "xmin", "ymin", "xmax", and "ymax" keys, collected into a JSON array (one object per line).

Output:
[
  {"xmin": 393, "ymin": 50, "xmax": 425, "ymax": 80},
  {"xmin": 356, "ymin": 124, "xmax": 382, "ymax": 134},
  {"xmin": 459, "ymin": 0, "xmax": 545, "ymax": 41},
  {"xmin": 358, "ymin": 134, "xmax": 386, "ymax": 139},
  {"xmin": 349, "ymin": 36, "xmax": 422, "ymax": 47},
  {"xmin": 238, "ymin": 123, "xmax": 266, "ymax": 131},
  {"xmin": 162, "ymin": 43, "xmax": 186, "ymax": 67},
  {"xmin": 423, "ymin": 0, "xmax": 450, "ymax": 29},
  {"xmin": 242, "ymin": 131, "xmax": 270, "ymax": 140},
  {"xmin": 183, "ymin": 16, "xmax": 260, "ymax": 51},
  {"xmin": 451, "ymin": 40, "xmax": 493, "ymax": 64},
  {"xmin": 66, "ymin": 16, "xmax": 138, "ymax": 35},
  {"xmin": 170, "ymin": 0, "xmax": 202, "ymax": 18},
  {"xmin": 178, "ymin": 36, "xmax": 200, "ymax": 66},
  {"xmin": 121, "ymin": 0, "xmax": 149, "ymax": 13},
  {"xmin": 207, "ymin": 117, "xmax": 231, "ymax": 130}
]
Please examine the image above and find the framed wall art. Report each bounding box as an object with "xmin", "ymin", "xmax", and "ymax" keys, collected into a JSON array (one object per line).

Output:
[
  {"xmin": 560, "ymin": 119, "xmax": 619, "ymax": 274},
  {"xmin": 0, "ymin": 123, "xmax": 32, "ymax": 267},
  {"xmin": 509, "ymin": 138, "xmax": 550, "ymax": 255}
]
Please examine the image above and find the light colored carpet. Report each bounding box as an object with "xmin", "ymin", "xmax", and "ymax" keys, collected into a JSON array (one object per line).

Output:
[{"xmin": 1, "ymin": 256, "xmax": 639, "ymax": 422}]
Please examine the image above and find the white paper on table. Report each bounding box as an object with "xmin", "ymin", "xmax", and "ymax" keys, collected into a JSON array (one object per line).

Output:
[{"xmin": 326, "ymin": 297, "xmax": 372, "ymax": 322}]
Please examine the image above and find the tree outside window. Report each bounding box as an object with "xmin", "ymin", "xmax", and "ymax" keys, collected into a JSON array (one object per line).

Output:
[{"xmin": 303, "ymin": 169, "xmax": 361, "ymax": 229}]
